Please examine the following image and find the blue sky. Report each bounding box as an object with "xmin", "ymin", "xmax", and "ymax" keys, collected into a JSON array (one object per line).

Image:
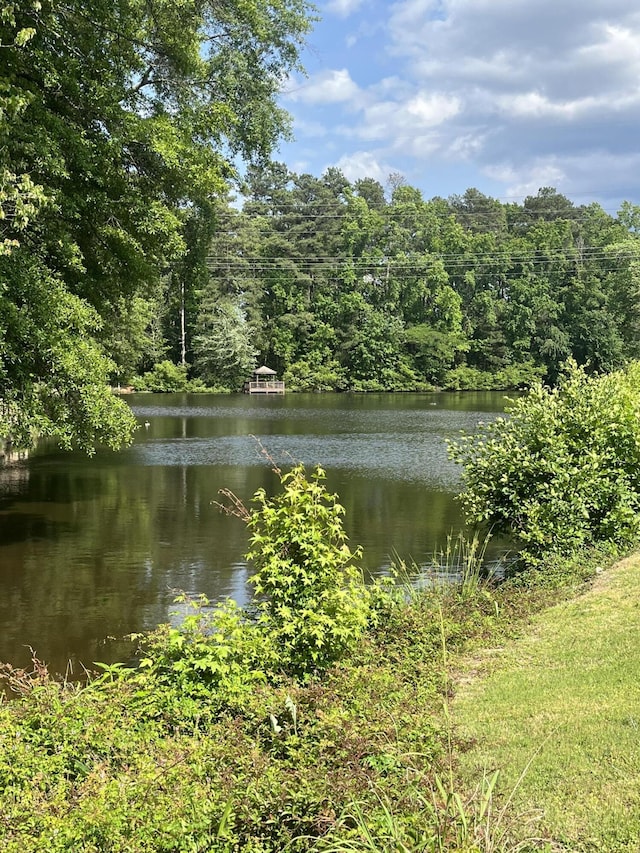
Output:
[{"xmin": 274, "ymin": 0, "xmax": 640, "ymax": 211}]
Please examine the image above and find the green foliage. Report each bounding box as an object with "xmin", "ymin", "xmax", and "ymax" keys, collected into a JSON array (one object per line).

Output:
[
  {"xmin": 313, "ymin": 769, "xmax": 535, "ymax": 853},
  {"xmin": 0, "ymin": 252, "xmax": 137, "ymax": 451},
  {"xmin": 133, "ymin": 462, "xmax": 374, "ymax": 711},
  {"xmin": 0, "ymin": 169, "xmax": 45, "ymax": 255},
  {"xmin": 449, "ymin": 360, "xmax": 640, "ymax": 564},
  {"xmin": 284, "ymin": 358, "xmax": 347, "ymax": 392},
  {"xmin": 246, "ymin": 463, "xmax": 372, "ymax": 676},
  {"xmin": 1, "ymin": 521, "xmax": 610, "ymax": 852},
  {"xmin": 135, "ymin": 360, "xmax": 209, "ymax": 392},
  {"xmin": 138, "ymin": 596, "xmax": 274, "ymax": 710},
  {"xmin": 201, "ymin": 173, "xmax": 640, "ymax": 392},
  {"xmin": 192, "ymin": 298, "xmax": 257, "ymax": 390},
  {"xmin": 100, "ymin": 293, "xmax": 167, "ymax": 385},
  {"xmin": 443, "ymin": 362, "xmax": 545, "ymax": 391}
]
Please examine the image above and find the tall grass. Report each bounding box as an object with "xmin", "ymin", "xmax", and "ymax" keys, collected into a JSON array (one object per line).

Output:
[
  {"xmin": 306, "ymin": 568, "xmax": 548, "ymax": 853},
  {"xmin": 392, "ymin": 531, "xmax": 500, "ymax": 600}
]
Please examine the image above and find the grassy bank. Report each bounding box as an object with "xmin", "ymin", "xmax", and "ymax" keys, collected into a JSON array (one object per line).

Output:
[
  {"xmin": 453, "ymin": 553, "xmax": 640, "ymax": 852},
  {"xmin": 1, "ymin": 538, "xmax": 624, "ymax": 852}
]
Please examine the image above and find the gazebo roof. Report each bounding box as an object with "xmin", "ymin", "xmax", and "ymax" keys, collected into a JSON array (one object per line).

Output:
[{"xmin": 253, "ymin": 365, "xmax": 277, "ymax": 375}]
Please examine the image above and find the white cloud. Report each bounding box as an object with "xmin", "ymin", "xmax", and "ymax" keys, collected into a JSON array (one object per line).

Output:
[
  {"xmin": 496, "ymin": 91, "xmax": 605, "ymax": 120},
  {"xmin": 483, "ymin": 150, "xmax": 640, "ymax": 207},
  {"xmin": 447, "ymin": 132, "xmax": 488, "ymax": 160},
  {"xmin": 339, "ymin": 91, "xmax": 461, "ymax": 146},
  {"xmin": 332, "ymin": 151, "xmax": 398, "ymax": 184},
  {"xmin": 324, "ymin": 0, "xmax": 366, "ymax": 18},
  {"xmin": 377, "ymin": 0, "xmax": 640, "ymax": 198},
  {"xmin": 405, "ymin": 92, "xmax": 461, "ymax": 124},
  {"xmin": 347, "ymin": 101, "xmax": 395, "ymax": 140},
  {"xmin": 286, "ymin": 158, "xmax": 314, "ymax": 175},
  {"xmin": 289, "ymin": 117, "xmax": 330, "ymax": 138},
  {"xmin": 484, "ymin": 160, "xmax": 567, "ymax": 200},
  {"xmin": 284, "ymin": 69, "xmax": 360, "ymax": 105}
]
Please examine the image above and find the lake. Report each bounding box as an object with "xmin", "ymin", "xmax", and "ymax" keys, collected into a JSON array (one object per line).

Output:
[{"xmin": 0, "ymin": 391, "xmax": 509, "ymax": 676}]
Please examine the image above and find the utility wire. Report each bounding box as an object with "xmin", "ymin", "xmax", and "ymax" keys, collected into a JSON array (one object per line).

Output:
[
  {"xmin": 212, "ymin": 203, "xmax": 633, "ymax": 221},
  {"xmin": 206, "ymin": 245, "xmax": 639, "ymax": 261}
]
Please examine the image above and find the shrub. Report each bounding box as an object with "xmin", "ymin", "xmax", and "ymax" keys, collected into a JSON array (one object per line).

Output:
[
  {"xmin": 246, "ymin": 463, "xmax": 372, "ymax": 676},
  {"xmin": 443, "ymin": 362, "xmax": 545, "ymax": 391},
  {"xmin": 134, "ymin": 360, "xmax": 213, "ymax": 392},
  {"xmin": 137, "ymin": 596, "xmax": 274, "ymax": 712},
  {"xmin": 442, "ymin": 365, "xmax": 496, "ymax": 390},
  {"xmin": 494, "ymin": 361, "xmax": 546, "ymax": 389},
  {"xmin": 284, "ymin": 359, "xmax": 347, "ymax": 392},
  {"xmin": 448, "ymin": 360, "xmax": 640, "ymax": 565},
  {"xmin": 137, "ymin": 462, "xmax": 374, "ymax": 708},
  {"xmin": 136, "ymin": 360, "xmax": 191, "ymax": 391}
]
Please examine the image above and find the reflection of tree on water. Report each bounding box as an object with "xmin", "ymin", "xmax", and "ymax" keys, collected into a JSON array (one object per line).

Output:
[
  {"xmin": 0, "ymin": 456, "xmax": 275, "ymax": 674},
  {"xmin": 0, "ymin": 459, "xmax": 30, "ymax": 497}
]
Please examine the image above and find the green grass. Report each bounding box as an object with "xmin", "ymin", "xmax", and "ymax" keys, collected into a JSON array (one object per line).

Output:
[
  {"xmin": 453, "ymin": 555, "xmax": 640, "ymax": 852},
  {"xmin": 1, "ymin": 542, "xmax": 635, "ymax": 852}
]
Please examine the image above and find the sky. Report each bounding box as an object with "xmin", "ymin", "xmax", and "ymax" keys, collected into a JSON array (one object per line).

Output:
[{"xmin": 274, "ymin": 0, "xmax": 640, "ymax": 211}]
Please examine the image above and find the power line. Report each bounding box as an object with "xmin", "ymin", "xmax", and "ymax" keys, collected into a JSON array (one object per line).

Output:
[
  {"xmin": 204, "ymin": 264, "xmax": 637, "ymax": 279},
  {"xmin": 206, "ymin": 245, "xmax": 639, "ymax": 260},
  {"xmin": 205, "ymin": 246, "xmax": 640, "ymax": 268},
  {"xmin": 211, "ymin": 202, "xmax": 633, "ymax": 221}
]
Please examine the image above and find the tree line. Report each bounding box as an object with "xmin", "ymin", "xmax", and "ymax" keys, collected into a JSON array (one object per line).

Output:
[{"xmin": 152, "ymin": 170, "xmax": 640, "ymax": 394}]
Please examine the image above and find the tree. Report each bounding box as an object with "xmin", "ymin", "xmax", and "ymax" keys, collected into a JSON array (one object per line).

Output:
[
  {"xmin": 449, "ymin": 188, "xmax": 507, "ymax": 234},
  {"xmin": 208, "ymin": 178, "xmax": 640, "ymax": 393},
  {"xmin": 354, "ymin": 177, "xmax": 387, "ymax": 210},
  {"xmin": 192, "ymin": 298, "xmax": 257, "ymax": 390},
  {"xmin": 521, "ymin": 187, "xmax": 576, "ymax": 225},
  {"xmin": 100, "ymin": 292, "xmax": 167, "ymax": 386},
  {"xmin": 340, "ymin": 306, "xmax": 413, "ymax": 390},
  {"xmin": 0, "ymin": 0, "xmax": 312, "ymax": 448}
]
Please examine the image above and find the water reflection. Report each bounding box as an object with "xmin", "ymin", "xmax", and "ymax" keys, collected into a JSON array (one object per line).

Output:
[{"xmin": 0, "ymin": 391, "xmax": 507, "ymax": 675}]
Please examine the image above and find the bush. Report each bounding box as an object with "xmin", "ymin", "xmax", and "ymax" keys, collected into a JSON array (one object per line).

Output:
[
  {"xmin": 135, "ymin": 360, "xmax": 191, "ymax": 391},
  {"xmin": 442, "ymin": 362, "xmax": 545, "ymax": 391},
  {"xmin": 284, "ymin": 359, "xmax": 347, "ymax": 392},
  {"xmin": 448, "ymin": 361, "xmax": 640, "ymax": 565},
  {"xmin": 494, "ymin": 361, "xmax": 546, "ymax": 389},
  {"xmin": 137, "ymin": 461, "xmax": 374, "ymax": 709},
  {"xmin": 442, "ymin": 365, "xmax": 496, "ymax": 390},
  {"xmin": 137, "ymin": 596, "xmax": 275, "ymax": 713},
  {"xmin": 246, "ymin": 463, "xmax": 372, "ymax": 676},
  {"xmin": 134, "ymin": 360, "xmax": 214, "ymax": 392}
]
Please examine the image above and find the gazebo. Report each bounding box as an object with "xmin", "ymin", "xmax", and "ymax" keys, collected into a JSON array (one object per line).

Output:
[{"xmin": 243, "ymin": 365, "xmax": 285, "ymax": 395}]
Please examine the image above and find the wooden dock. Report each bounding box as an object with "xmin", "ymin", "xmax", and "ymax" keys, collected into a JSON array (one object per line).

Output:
[{"xmin": 244, "ymin": 380, "xmax": 285, "ymax": 395}]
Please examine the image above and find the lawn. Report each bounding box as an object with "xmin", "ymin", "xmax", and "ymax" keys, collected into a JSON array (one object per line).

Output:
[{"xmin": 453, "ymin": 555, "xmax": 640, "ymax": 852}]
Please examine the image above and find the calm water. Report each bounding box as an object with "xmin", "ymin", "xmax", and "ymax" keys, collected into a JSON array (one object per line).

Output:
[{"xmin": 0, "ymin": 391, "xmax": 508, "ymax": 675}]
